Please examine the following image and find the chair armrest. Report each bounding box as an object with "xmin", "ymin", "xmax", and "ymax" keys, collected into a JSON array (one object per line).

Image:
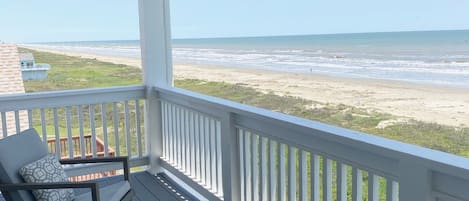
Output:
[
  {"xmin": 60, "ymin": 156, "xmax": 130, "ymax": 181},
  {"xmin": 0, "ymin": 182, "xmax": 100, "ymax": 201}
]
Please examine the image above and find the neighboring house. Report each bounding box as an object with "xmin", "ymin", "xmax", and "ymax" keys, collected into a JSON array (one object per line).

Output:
[
  {"xmin": 0, "ymin": 44, "xmax": 29, "ymax": 138},
  {"xmin": 19, "ymin": 53, "xmax": 35, "ymax": 69},
  {"xmin": 19, "ymin": 52, "xmax": 51, "ymax": 80}
]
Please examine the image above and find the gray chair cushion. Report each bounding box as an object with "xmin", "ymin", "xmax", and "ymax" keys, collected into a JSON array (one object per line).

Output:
[
  {"xmin": 0, "ymin": 128, "xmax": 49, "ymax": 201},
  {"xmin": 74, "ymin": 181, "xmax": 131, "ymax": 201},
  {"xmin": 19, "ymin": 154, "xmax": 75, "ymax": 201}
]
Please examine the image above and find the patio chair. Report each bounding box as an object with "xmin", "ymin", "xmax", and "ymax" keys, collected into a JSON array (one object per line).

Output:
[{"xmin": 0, "ymin": 128, "xmax": 132, "ymax": 201}]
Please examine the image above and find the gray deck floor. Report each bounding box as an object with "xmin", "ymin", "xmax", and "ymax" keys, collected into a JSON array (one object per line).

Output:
[{"xmin": 0, "ymin": 172, "xmax": 198, "ymax": 201}]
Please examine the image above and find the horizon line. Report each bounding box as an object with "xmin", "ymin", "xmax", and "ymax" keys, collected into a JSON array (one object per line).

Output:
[{"xmin": 19, "ymin": 28, "xmax": 469, "ymax": 44}]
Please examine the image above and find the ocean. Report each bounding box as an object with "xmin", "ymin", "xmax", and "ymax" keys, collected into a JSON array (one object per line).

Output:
[{"xmin": 33, "ymin": 30, "xmax": 469, "ymax": 88}]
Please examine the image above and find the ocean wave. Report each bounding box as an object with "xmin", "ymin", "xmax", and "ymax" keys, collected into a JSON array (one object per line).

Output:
[{"xmin": 24, "ymin": 43, "xmax": 469, "ymax": 88}]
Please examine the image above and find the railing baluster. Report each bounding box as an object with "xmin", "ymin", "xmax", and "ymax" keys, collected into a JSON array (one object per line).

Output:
[
  {"xmin": 14, "ymin": 110, "xmax": 20, "ymax": 134},
  {"xmin": 89, "ymin": 104, "xmax": 97, "ymax": 158},
  {"xmin": 368, "ymin": 173, "xmax": 379, "ymax": 201},
  {"xmin": 180, "ymin": 107, "xmax": 184, "ymax": 170},
  {"xmin": 1, "ymin": 112, "xmax": 7, "ymax": 138},
  {"xmin": 169, "ymin": 103, "xmax": 175, "ymax": 164},
  {"xmin": 205, "ymin": 116, "xmax": 211, "ymax": 187},
  {"xmin": 168, "ymin": 103, "xmax": 176, "ymax": 165},
  {"xmin": 176, "ymin": 106, "xmax": 181, "ymax": 167},
  {"xmin": 279, "ymin": 143, "xmax": 286, "ymax": 201},
  {"xmin": 337, "ymin": 162, "xmax": 347, "ymax": 201},
  {"xmin": 352, "ymin": 168, "xmax": 363, "ymax": 201},
  {"xmin": 176, "ymin": 107, "xmax": 181, "ymax": 169},
  {"xmin": 216, "ymin": 120, "xmax": 223, "ymax": 195},
  {"xmin": 386, "ymin": 180, "xmax": 398, "ymax": 201},
  {"xmin": 288, "ymin": 146, "xmax": 296, "ymax": 201},
  {"xmin": 184, "ymin": 109, "xmax": 191, "ymax": 174},
  {"xmin": 78, "ymin": 105, "xmax": 86, "ymax": 158},
  {"xmin": 66, "ymin": 106, "xmax": 73, "ymax": 159},
  {"xmin": 239, "ymin": 129, "xmax": 245, "ymax": 201},
  {"xmin": 169, "ymin": 102, "xmax": 173, "ymax": 162},
  {"xmin": 311, "ymin": 154, "xmax": 320, "ymax": 201},
  {"xmin": 135, "ymin": 100, "xmax": 142, "ymax": 157},
  {"xmin": 269, "ymin": 139, "xmax": 276, "ymax": 201},
  {"xmin": 102, "ymin": 103, "xmax": 109, "ymax": 157},
  {"xmin": 323, "ymin": 158, "xmax": 332, "ymax": 201},
  {"xmin": 112, "ymin": 102, "xmax": 120, "ymax": 157},
  {"xmin": 181, "ymin": 108, "xmax": 186, "ymax": 172},
  {"xmin": 53, "ymin": 108, "xmax": 60, "ymax": 156},
  {"xmin": 252, "ymin": 133, "xmax": 259, "ymax": 201},
  {"xmin": 27, "ymin": 109, "xmax": 33, "ymax": 129},
  {"xmin": 190, "ymin": 111, "xmax": 195, "ymax": 178},
  {"xmin": 195, "ymin": 112, "xmax": 200, "ymax": 180},
  {"xmin": 200, "ymin": 114, "xmax": 206, "ymax": 184},
  {"xmin": 210, "ymin": 118, "xmax": 217, "ymax": 192},
  {"xmin": 162, "ymin": 102, "xmax": 167, "ymax": 159},
  {"xmin": 124, "ymin": 101, "xmax": 131, "ymax": 157},
  {"xmin": 260, "ymin": 137, "xmax": 267, "ymax": 201},
  {"xmin": 185, "ymin": 109, "xmax": 191, "ymax": 174},
  {"xmin": 162, "ymin": 102, "xmax": 168, "ymax": 160},
  {"xmin": 300, "ymin": 150, "xmax": 307, "ymax": 201},
  {"xmin": 245, "ymin": 131, "xmax": 252, "ymax": 201}
]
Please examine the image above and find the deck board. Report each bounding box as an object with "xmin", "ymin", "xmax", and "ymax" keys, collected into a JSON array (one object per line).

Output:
[
  {"xmin": 133, "ymin": 172, "xmax": 179, "ymax": 201},
  {"xmin": 0, "ymin": 172, "xmax": 199, "ymax": 201}
]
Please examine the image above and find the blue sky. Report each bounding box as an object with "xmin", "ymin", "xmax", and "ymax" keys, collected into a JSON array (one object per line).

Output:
[{"xmin": 1, "ymin": 0, "xmax": 468, "ymax": 42}]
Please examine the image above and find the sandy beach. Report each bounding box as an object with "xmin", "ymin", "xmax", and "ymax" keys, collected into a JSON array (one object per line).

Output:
[{"xmin": 23, "ymin": 46, "xmax": 469, "ymax": 127}]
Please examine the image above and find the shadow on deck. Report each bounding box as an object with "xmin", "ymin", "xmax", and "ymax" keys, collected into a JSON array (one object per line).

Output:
[{"xmin": 0, "ymin": 172, "xmax": 199, "ymax": 201}]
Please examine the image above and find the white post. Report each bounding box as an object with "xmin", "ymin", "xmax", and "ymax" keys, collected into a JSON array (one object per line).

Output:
[
  {"xmin": 138, "ymin": 0, "xmax": 173, "ymax": 174},
  {"xmin": 398, "ymin": 158, "xmax": 433, "ymax": 201},
  {"xmin": 221, "ymin": 112, "xmax": 241, "ymax": 201}
]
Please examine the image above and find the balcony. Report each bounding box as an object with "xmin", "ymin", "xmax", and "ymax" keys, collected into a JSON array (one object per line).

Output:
[
  {"xmin": 0, "ymin": 84, "xmax": 468, "ymax": 201},
  {"xmin": 1, "ymin": 1, "xmax": 469, "ymax": 201}
]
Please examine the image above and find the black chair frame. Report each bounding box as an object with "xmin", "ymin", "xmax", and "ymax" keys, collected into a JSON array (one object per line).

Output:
[{"xmin": 0, "ymin": 156, "xmax": 132, "ymax": 201}]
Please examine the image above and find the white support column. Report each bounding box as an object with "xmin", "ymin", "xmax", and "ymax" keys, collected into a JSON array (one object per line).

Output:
[{"xmin": 138, "ymin": 0, "xmax": 173, "ymax": 174}]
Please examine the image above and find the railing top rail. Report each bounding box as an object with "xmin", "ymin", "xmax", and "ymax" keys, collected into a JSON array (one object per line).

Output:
[
  {"xmin": 155, "ymin": 86, "xmax": 469, "ymax": 179},
  {"xmin": 0, "ymin": 85, "xmax": 145, "ymax": 111}
]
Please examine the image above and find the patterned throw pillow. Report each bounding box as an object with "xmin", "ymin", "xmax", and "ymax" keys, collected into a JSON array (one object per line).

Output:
[{"xmin": 18, "ymin": 154, "xmax": 75, "ymax": 201}]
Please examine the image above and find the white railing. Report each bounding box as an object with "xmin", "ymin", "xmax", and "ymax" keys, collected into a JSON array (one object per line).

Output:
[
  {"xmin": 0, "ymin": 85, "xmax": 149, "ymax": 175},
  {"xmin": 161, "ymin": 101, "xmax": 223, "ymax": 197},
  {"xmin": 157, "ymin": 86, "xmax": 469, "ymax": 201}
]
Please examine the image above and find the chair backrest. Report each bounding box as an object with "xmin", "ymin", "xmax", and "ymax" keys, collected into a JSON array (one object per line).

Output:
[{"xmin": 0, "ymin": 129, "xmax": 49, "ymax": 201}]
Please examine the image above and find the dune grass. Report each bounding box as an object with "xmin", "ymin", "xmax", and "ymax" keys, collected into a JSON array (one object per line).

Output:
[
  {"xmin": 20, "ymin": 48, "xmax": 142, "ymax": 92},
  {"xmin": 176, "ymin": 79, "xmax": 469, "ymax": 157},
  {"xmin": 21, "ymin": 48, "xmax": 469, "ymax": 157},
  {"xmin": 19, "ymin": 48, "xmax": 469, "ymax": 199}
]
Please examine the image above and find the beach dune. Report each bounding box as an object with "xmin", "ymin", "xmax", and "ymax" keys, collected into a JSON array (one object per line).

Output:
[{"xmin": 22, "ymin": 46, "xmax": 469, "ymax": 127}]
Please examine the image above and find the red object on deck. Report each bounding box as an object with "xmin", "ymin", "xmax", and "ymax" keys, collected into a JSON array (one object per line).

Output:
[{"xmin": 47, "ymin": 135, "xmax": 116, "ymax": 181}]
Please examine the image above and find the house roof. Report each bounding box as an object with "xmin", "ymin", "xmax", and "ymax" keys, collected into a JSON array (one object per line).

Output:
[
  {"xmin": 0, "ymin": 44, "xmax": 25, "ymax": 94},
  {"xmin": 0, "ymin": 44, "xmax": 28, "ymax": 137},
  {"xmin": 19, "ymin": 52, "xmax": 34, "ymax": 61}
]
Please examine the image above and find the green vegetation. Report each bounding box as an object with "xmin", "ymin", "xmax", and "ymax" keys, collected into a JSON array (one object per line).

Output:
[
  {"xmin": 177, "ymin": 79, "xmax": 469, "ymax": 157},
  {"xmin": 21, "ymin": 48, "xmax": 469, "ymax": 157},
  {"xmin": 20, "ymin": 48, "xmax": 142, "ymax": 92},
  {"xmin": 20, "ymin": 48, "xmax": 144, "ymax": 157},
  {"xmin": 20, "ymin": 48, "xmax": 469, "ymax": 199}
]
